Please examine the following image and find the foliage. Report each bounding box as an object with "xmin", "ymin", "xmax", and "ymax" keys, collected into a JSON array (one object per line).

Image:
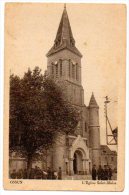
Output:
[{"xmin": 9, "ymin": 67, "xmax": 79, "ymax": 163}]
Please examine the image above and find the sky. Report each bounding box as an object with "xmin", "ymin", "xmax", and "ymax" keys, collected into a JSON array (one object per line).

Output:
[{"xmin": 5, "ymin": 3, "xmax": 126, "ymax": 150}]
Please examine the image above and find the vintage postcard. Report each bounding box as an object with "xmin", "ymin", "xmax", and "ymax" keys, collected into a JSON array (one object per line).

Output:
[{"xmin": 4, "ymin": 3, "xmax": 126, "ymax": 191}]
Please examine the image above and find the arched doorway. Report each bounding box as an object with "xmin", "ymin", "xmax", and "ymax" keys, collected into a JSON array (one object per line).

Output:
[
  {"xmin": 73, "ymin": 153, "xmax": 77, "ymax": 174},
  {"xmin": 73, "ymin": 150, "xmax": 83, "ymax": 174}
]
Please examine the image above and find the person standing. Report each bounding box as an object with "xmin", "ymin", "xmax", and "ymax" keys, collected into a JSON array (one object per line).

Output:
[
  {"xmin": 10, "ymin": 169, "xmax": 17, "ymax": 179},
  {"xmin": 97, "ymin": 165, "xmax": 103, "ymax": 180},
  {"xmin": 52, "ymin": 170, "xmax": 57, "ymax": 180},
  {"xmin": 23, "ymin": 169, "xmax": 27, "ymax": 179},
  {"xmin": 17, "ymin": 169, "xmax": 23, "ymax": 179},
  {"xmin": 58, "ymin": 167, "xmax": 62, "ymax": 180},
  {"xmin": 47, "ymin": 167, "xmax": 52, "ymax": 179},
  {"xmin": 108, "ymin": 166, "xmax": 112, "ymax": 180},
  {"xmin": 42, "ymin": 170, "xmax": 48, "ymax": 179},
  {"xmin": 29, "ymin": 168, "xmax": 35, "ymax": 179},
  {"xmin": 103, "ymin": 165, "xmax": 108, "ymax": 180},
  {"xmin": 53, "ymin": 171, "xmax": 58, "ymax": 180},
  {"xmin": 35, "ymin": 167, "xmax": 43, "ymax": 179},
  {"xmin": 92, "ymin": 165, "xmax": 97, "ymax": 180}
]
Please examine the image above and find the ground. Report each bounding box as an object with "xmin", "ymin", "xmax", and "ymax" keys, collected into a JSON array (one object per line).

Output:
[
  {"xmin": 63, "ymin": 173, "xmax": 117, "ymax": 180},
  {"xmin": 63, "ymin": 174, "xmax": 92, "ymax": 180}
]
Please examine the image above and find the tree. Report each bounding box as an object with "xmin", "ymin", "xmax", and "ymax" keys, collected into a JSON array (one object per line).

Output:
[{"xmin": 9, "ymin": 67, "xmax": 79, "ymax": 177}]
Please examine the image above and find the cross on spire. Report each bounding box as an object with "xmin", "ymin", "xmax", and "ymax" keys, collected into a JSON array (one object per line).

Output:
[{"xmin": 64, "ymin": 3, "xmax": 66, "ymax": 9}]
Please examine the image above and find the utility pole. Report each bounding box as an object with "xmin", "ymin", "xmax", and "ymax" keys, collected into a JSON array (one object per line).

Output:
[
  {"xmin": 104, "ymin": 96, "xmax": 110, "ymax": 145},
  {"xmin": 104, "ymin": 96, "xmax": 117, "ymax": 145}
]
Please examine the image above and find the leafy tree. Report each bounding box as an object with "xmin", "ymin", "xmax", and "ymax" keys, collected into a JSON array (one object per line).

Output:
[{"xmin": 9, "ymin": 67, "xmax": 79, "ymax": 177}]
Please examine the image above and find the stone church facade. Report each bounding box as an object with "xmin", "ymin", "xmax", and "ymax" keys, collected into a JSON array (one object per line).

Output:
[{"xmin": 45, "ymin": 6, "xmax": 101, "ymax": 175}]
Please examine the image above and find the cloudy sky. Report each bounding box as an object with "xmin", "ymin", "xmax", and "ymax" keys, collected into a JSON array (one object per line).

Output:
[{"xmin": 5, "ymin": 3, "xmax": 126, "ymax": 149}]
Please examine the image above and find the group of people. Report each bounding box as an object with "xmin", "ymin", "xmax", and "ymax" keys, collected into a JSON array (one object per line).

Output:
[
  {"xmin": 10, "ymin": 166, "xmax": 62, "ymax": 180},
  {"xmin": 10, "ymin": 164, "xmax": 113, "ymax": 180},
  {"xmin": 92, "ymin": 165, "xmax": 113, "ymax": 180}
]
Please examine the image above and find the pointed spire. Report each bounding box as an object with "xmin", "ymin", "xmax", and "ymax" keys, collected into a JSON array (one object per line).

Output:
[
  {"xmin": 89, "ymin": 92, "xmax": 99, "ymax": 108},
  {"xmin": 46, "ymin": 5, "xmax": 82, "ymax": 57},
  {"xmin": 54, "ymin": 5, "xmax": 74, "ymax": 46}
]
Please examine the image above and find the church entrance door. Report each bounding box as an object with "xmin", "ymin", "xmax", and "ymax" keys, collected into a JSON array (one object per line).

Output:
[
  {"xmin": 73, "ymin": 150, "xmax": 83, "ymax": 174},
  {"xmin": 73, "ymin": 153, "xmax": 77, "ymax": 174}
]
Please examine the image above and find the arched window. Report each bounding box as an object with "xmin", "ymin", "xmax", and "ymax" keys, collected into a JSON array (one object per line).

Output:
[
  {"xmin": 55, "ymin": 64, "xmax": 58, "ymax": 78},
  {"xmin": 59, "ymin": 59, "xmax": 62, "ymax": 76},
  {"xmin": 70, "ymin": 38, "xmax": 75, "ymax": 47},
  {"xmin": 69, "ymin": 59, "xmax": 71, "ymax": 77},
  {"xmin": 76, "ymin": 64, "xmax": 79, "ymax": 80},
  {"xmin": 72, "ymin": 63, "xmax": 75, "ymax": 79},
  {"xmin": 51, "ymin": 63, "xmax": 54, "ymax": 75},
  {"xmin": 85, "ymin": 122, "xmax": 88, "ymax": 132}
]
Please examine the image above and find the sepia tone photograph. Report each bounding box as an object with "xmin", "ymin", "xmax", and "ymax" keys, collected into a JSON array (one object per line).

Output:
[{"xmin": 4, "ymin": 2, "xmax": 126, "ymax": 191}]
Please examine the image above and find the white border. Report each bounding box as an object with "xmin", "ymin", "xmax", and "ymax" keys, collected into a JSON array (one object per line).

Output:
[{"xmin": 0, "ymin": 0, "xmax": 129, "ymax": 194}]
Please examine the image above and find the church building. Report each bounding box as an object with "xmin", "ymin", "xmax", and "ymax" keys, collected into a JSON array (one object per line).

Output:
[
  {"xmin": 45, "ymin": 5, "xmax": 101, "ymax": 175},
  {"xmin": 9, "ymin": 5, "xmax": 117, "ymax": 177}
]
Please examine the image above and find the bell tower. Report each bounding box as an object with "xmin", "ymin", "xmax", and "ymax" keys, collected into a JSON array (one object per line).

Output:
[
  {"xmin": 46, "ymin": 5, "xmax": 86, "ymax": 171},
  {"xmin": 46, "ymin": 5, "xmax": 84, "ymax": 107}
]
